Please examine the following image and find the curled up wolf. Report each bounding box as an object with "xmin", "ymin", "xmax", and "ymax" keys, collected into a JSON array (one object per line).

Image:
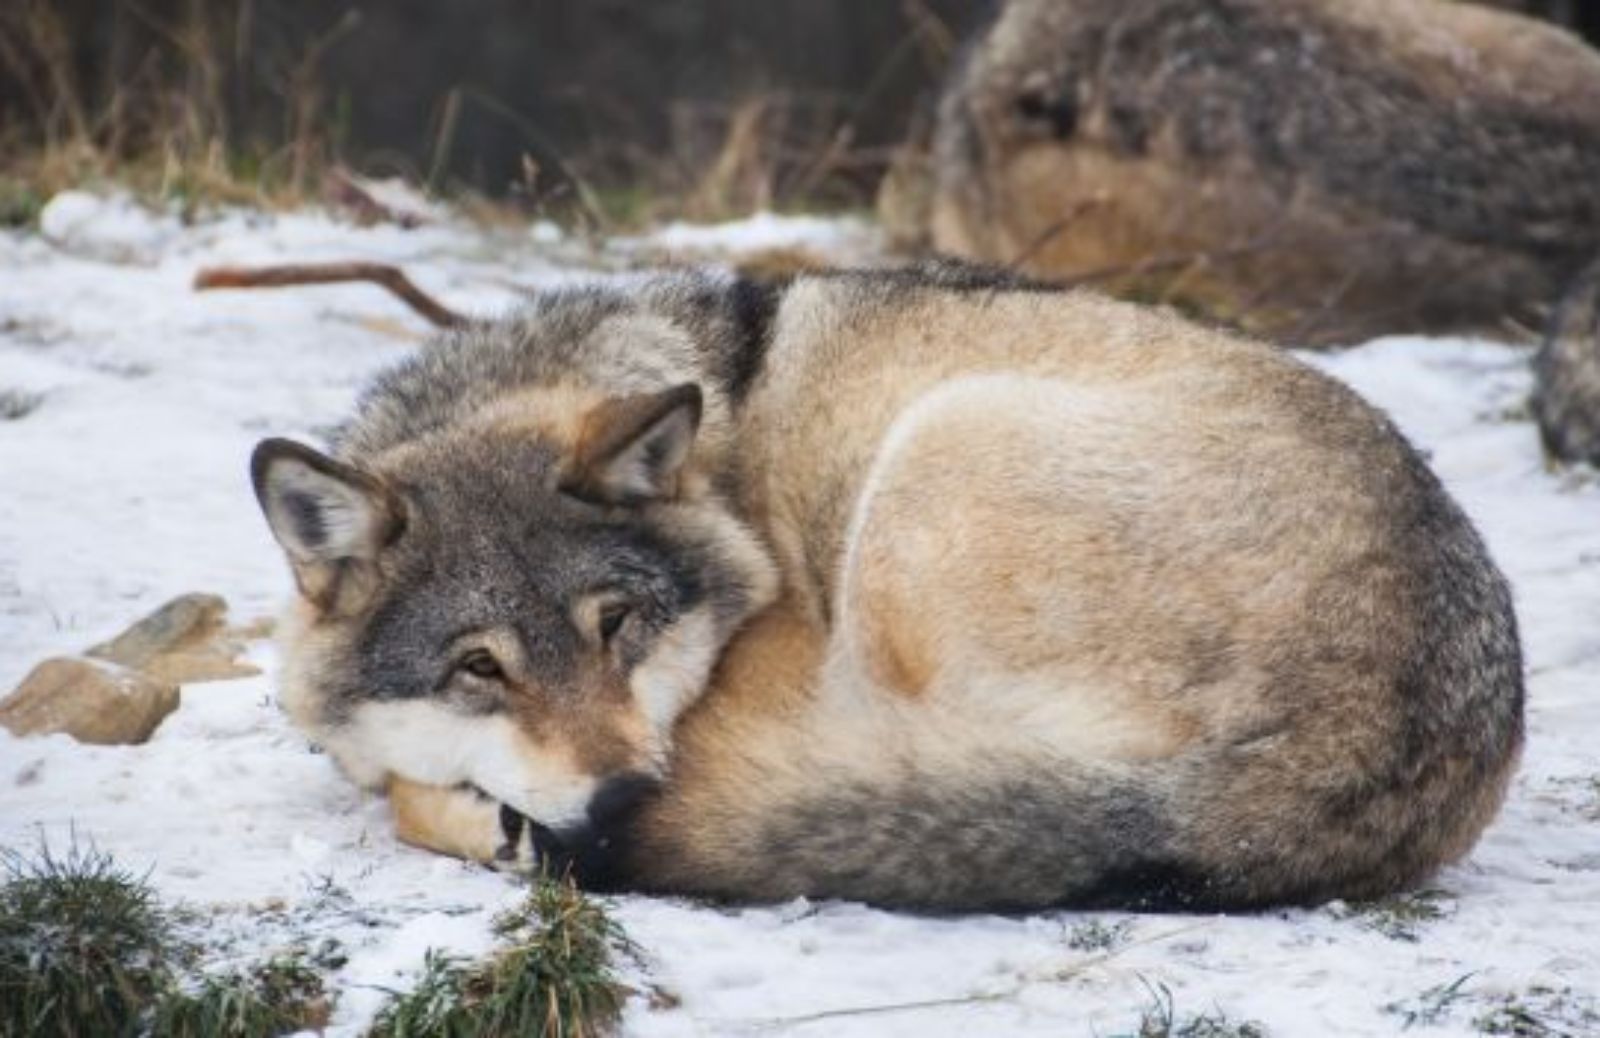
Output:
[{"xmin": 251, "ymin": 263, "xmax": 1523, "ymax": 911}]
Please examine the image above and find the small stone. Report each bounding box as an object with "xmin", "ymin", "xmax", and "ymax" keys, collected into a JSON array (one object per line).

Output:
[
  {"xmin": 86, "ymin": 592, "xmax": 261, "ymax": 684},
  {"xmin": 38, "ymin": 190, "xmax": 176, "ymax": 264},
  {"xmin": 86, "ymin": 592, "xmax": 225, "ymax": 664},
  {"xmin": 0, "ymin": 657, "xmax": 179, "ymax": 745}
]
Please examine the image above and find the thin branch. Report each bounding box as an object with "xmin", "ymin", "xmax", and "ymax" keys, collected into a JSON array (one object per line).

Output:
[
  {"xmin": 1053, "ymin": 236, "xmax": 1281, "ymax": 290},
  {"xmin": 719, "ymin": 920, "xmax": 1214, "ymax": 1032},
  {"xmin": 1006, "ymin": 197, "xmax": 1106, "ymax": 271},
  {"xmin": 727, "ymin": 990, "xmax": 1012, "ymax": 1031},
  {"xmin": 192, "ymin": 261, "xmax": 472, "ymax": 329}
]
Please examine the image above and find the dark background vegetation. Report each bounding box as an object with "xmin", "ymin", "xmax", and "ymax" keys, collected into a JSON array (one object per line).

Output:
[
  {"xmin": 2, "ymin": 1, "xmax": 1597, "ymax": 222},
  {"xmin": 0, "ymin": 0, "xmax": 982, "ymax": 221}
]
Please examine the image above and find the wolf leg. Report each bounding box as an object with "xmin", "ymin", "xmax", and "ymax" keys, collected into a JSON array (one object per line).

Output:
[{"xmin": 388, "ymin": 776, "xmax": 537, "ymax": 870}]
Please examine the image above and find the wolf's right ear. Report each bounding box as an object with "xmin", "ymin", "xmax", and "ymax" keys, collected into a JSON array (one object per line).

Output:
[{"xmin": 250, "ymin": 438, "xmax": 404, "ymax": 613}]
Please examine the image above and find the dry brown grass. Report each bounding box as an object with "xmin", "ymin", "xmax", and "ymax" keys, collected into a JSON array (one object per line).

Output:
[
  {"xmin": 574, "ymin": 4, "xmax": 959, "ymax": 231},
  {"xmin": 0, "ymin": 1, "xmax": 355, "ymax": 222},
  {"xmin": 0, "ymin": 1, "xmax": 957, "ymax": 234}
]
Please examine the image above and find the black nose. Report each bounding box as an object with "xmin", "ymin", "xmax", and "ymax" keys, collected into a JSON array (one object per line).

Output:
[
  {"xmin": 586, "ymin": 771, "xmax": 661, "ymax": 830},
  {"xmin": 542, "ymin": 772, "xmax": 660, "ymax": 890}
]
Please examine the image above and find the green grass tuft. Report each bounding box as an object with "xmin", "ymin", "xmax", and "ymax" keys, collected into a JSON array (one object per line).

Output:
[
  {"xmin": 149, "ymin": 951, "xmax": 333, "ymax": 1037},
  {"xmin": 366, "ymin": 948, "xmax": 478, "ymax": 1038},
  {"xmin": 1334, "ymin": 887, "xmax": 1455, "ymax": 943},
  {"xmin": 1474, "ymin": 986, "xmax": 1600, "ymax": 1036},
  {"xmin": 0, "ymin": 389, "xmax": 44, "ymax": 421},
  {"xmin": 370, "ymin": 873, "xmax": 628, "ymax": 1038},
  {"xmin": 1385, "ymin": 977, "xmax": 1599, "ymax": 1035},
  {"xmin": 0, "ymin": 178, "xmax": 44, "ymax": 228},
  {"xmin": 0, "ymin": 841, "xmax": 172, "ymax": 1038},
  {"xmin": 1383, "ymin": 973, "xmax": 1479, "ymax": 1030},
  {"xmin": 1118, "ymin": 979, "xmax": 1269, "ymax": 1038},
  {"xmin": 1066, "ymin": 917, "xmax": 1134, "ymax": 953},
  {"xmin": 0, "ymin": 841, "xmax": 338, "ymax": 1037}
]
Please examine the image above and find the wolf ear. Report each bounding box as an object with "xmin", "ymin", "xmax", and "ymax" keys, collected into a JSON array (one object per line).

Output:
[
  {"xmin": 565, "ymin": 384, "xmax": 703, "ymax": 505},
  {"xmin": 250, "ymin": 438, "xmax": 404, "ymax": 612}
]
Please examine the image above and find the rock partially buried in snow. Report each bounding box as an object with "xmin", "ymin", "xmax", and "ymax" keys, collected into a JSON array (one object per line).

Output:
[
  {"xmin": 323, "ymin": 169, "xmax": 445, "ymax": 228},
  {"xmin": 85, "ymin": 592, "xmax": 262, "ymax": 684},
  {"xmin": 38, "ymin": 190, "xmax": 177, "ymax": 264},
  {"xmin": 0, "ymin": 657, "xmax": 179, "ymax": 745}
]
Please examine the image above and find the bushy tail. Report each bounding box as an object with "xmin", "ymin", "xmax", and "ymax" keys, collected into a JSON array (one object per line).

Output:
[
  {"xmin": 603, "ymin": 653, "xmax": 1519, "ymax": 912},
  {"xmin": 608, "ymin": 698, "xmax": 1238, "ymax": 911}
]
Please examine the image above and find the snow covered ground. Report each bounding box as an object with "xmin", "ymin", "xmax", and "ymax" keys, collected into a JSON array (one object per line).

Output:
[{"xmin": 0, "ymin": 194, "xmax": 1596, "ymax": 1036}]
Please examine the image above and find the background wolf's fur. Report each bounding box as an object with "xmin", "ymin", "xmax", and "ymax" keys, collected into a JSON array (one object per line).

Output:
[
  {"xmin": 918, "ymin": 0, "xmax": 1600, "ymax": 344},
  {"xmin": 256, "ymin": 263, "xmax": 1524, "ymax": 910},
  {"xmin": 1534, "ymin": 259, "xmax": 1600, "ymax": 466}
]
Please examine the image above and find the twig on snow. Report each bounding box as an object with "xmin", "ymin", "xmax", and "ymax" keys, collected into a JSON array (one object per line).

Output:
[
  {"xmin": 192, "ymin": 261, "xmax": 473, "ymax": 329},
  {"xmin": 719, "ymin": 919, "xmax": 1215, "ymax": 1032}
]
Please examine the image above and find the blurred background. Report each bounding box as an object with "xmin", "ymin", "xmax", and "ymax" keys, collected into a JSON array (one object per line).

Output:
[
  {"xmin": 0, "ymin": 0, "xmax": 991, "ymax": 226},
  {"xmin": 3, "ymin": 0, "xmax": 1599, "ymax": 352},
  {"xmin": 8, "ymin": 1, "xmax": 1597, "ymax": 230}
]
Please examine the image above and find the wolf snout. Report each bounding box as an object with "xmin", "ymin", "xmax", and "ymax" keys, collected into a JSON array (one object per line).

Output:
[
  {"xmin": 528, "ymin": 771, "xmax": 660, "ymax": 888},
  {"xmin": 493, "ymin": 772, "xmax": 659, "ymax": 888},
  {"xmin": 583, "ymin": 771, "xmax": 662, "ymax": 834}
]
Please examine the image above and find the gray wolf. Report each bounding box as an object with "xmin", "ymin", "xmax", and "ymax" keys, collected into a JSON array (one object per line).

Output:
[{"xmin": 253, "ymin": 263, "xmax": 1523, "ymax": 910}]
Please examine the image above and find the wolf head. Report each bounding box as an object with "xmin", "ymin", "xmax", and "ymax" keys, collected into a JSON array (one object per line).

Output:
[{"xmin": 253, "ymin": 372, "xmax": 777, "ymax": 842}]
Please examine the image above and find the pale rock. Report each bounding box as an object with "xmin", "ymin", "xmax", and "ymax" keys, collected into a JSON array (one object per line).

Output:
[
  {"xmin": 38, "ymin": 190, "xmax": 177, "ymax": 264},
  {"xmin": 0, "ymin": 657, "xmax": 179, "ymax": 745},
  {"xmin": 85, "ymin": 592, "xmax": 262, "ymax": 684}
]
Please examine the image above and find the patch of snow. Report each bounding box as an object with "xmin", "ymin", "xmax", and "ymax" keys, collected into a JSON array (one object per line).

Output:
[
  {"xmin": 638, "ymin": 210, "xmax": 881, "ymax": 258},
  {"xmin": 1, "ymin": 209, "xmax": 1597, "ymax": 1037},
  {"xmin": 530, "ymin": 220, "xmax": 565, "ymax": 245}
]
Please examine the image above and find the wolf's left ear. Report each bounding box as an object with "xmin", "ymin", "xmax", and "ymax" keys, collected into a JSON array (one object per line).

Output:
[
  {"xmin": 250, "ymin": 438, "xmax": 405, "ymax": 611},
  {"xmin": 565, "ymin": 384, "xmax": 703, "ymax": 505}
]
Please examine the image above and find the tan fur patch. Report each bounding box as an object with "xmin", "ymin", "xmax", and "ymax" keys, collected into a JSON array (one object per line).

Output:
[
  {"xmin": 390, "ymin": 777, "xmax": 502, "ymax": 863},
  {"xmin": 458, "ymin": 382, "xmax": 602, "ymax": 453}
]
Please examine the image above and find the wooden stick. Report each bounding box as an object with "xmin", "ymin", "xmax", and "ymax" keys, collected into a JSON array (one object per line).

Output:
[{"xmin": 192, "ymin": 262, "xmax": 472, "ymax": 329}]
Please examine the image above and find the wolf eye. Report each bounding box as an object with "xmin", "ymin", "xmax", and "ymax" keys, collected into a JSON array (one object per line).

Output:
[
  {"xmin": 458, "ymin": 650, "xmax": 504, "ymax": 681},
  {"xmin": 597, "ymin": 603, "xmax": 631, "ymax": 643}
]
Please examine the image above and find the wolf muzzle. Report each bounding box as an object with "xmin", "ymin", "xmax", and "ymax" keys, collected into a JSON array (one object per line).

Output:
[{"xmin": 500, "ymin": 772, "xmax": 661, "ymax": 889}]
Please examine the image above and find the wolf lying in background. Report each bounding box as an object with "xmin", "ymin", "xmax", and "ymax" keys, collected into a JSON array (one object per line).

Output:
[
  {"xmin": 252, "ymin": 264, "xmax": 1523, "ymax": 910},
  {"xmin": 909, "ymin": 0, "xmax": 1600, "ymax": 346}
]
